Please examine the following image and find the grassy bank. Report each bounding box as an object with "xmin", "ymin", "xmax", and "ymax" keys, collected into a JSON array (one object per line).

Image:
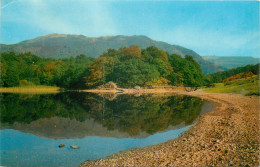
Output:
[
  {"xmin": 204, "ymin": 75, "xmax": 259, "ymax": 96},
  {"xmin": 0, "ymin": 86, "xmax": 60, "ymax": 93}
]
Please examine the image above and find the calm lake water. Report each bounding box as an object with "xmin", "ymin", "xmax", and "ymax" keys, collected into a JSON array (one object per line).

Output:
[{"xmin": 0, "ymin": 92, "xmax": 214, "ymax": 167}]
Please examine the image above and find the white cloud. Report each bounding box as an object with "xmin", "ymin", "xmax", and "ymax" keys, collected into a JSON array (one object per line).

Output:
[{"xmin": 15, "ymin": 0, "xmax": 117, "ymax": 36}]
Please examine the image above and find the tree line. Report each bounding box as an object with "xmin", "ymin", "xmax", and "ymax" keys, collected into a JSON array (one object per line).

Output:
[
  {"xmin": 1, "ymin": 52, "xmax": 93, "ymax": 88},
  {"xmin": 2, "ymin": 45, "xmax": 256, "ymax": 89},
  {"xmin": 0, "ymin": 46, "xmax": 207, "ymax": 88},
  {"xmin": 85, "ymin": 45, "xmax": 207, "ymax": 88}
]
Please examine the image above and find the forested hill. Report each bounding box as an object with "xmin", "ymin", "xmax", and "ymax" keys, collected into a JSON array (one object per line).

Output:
[
  {"xmin": 0, "ymin": 34, "xmax": 221, "ymax": 74},
  {"xmin": 0, "ymin": 46, "xmax": 208, "ymax": 89}
]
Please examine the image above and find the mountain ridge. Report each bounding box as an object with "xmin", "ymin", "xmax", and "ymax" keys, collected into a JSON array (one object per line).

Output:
[
  {"xmin": 203, "ymin": 56, "xmax": 259, "ymax": 70},
  {"xmin": 0, "ymin": 34, "xmax": 221, "ymax": 74}
]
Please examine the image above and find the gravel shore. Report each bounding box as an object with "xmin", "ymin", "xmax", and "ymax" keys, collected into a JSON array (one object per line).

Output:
[{"xmin": 80, "ymin": 91, "xmax": 259, "ymax": 166}]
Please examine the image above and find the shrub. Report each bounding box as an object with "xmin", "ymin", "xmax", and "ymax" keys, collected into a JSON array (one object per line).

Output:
[{"xmin": 19, "ymin": 80, "xmax": 35, "ymax": 87}]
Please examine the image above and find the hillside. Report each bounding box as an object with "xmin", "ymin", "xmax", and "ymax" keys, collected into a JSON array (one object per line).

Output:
[
  {"xmin": 0, "ymin": 34, "xmax": 221, "ymax": 74},
  {"xmin": 203, "ymin": 56, "xmax": 259, "ymax": 70},
  {"xmin": 208, "ymin": 64, "xmax": 259, "ymax": 83},
  {"xmin": 204, "ymin": 75, "xmax": 259, "ymax": 96}
]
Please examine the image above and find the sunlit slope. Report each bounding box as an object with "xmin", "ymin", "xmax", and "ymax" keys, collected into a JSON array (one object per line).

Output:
[{"xmin": 204, "ymin": 75, "xmax": 259, "ymax": 96}]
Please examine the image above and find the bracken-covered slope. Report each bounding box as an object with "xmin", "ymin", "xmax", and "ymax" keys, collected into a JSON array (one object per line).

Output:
[{"xmin": 0, "ymin": 34, "xmax": 221, "ymax": 74}]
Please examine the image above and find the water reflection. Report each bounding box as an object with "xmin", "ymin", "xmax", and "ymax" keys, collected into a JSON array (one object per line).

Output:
[
  {"xmin": 1, "ymin": 93, "xmax": 208, "ymax": 139},
  {"xmin": 0, "ymin": 92, "xmax": 215, "ymax": 167}
]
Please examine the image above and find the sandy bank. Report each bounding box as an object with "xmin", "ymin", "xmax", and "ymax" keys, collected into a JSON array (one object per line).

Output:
[
  {"xmin": 0, "ymin": 87, "xmax": 60, "ymax": 94},
  {"xmin": 80, "ymin": 90, "xmax": 259, "ymax": 166}
]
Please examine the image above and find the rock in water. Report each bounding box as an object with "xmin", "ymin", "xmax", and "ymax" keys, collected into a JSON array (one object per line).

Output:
[
  {"xmin": 70, "ymin": 145, "xmax": 80, "ymax": 149},
  {"xmin": 59, "ymin": 144, "xmax": 65, "ymax": 148}
]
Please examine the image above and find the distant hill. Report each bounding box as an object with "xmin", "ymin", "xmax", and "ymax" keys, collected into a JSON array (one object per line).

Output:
[
  {"xmin": 203, "ymin": 56, "xmax": 259, "ymax": 70},
  {"xmin": 0, "ymin": 34, "xmax": 221, "ymax": 74}
]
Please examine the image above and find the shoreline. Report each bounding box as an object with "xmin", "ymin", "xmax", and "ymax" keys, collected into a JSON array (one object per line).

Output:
[
  {"xmin": 81, "ymin": 87, "xmax": 186, "ymax": 94},
  {"xmin": 80, "ymin": 90, "xmax": 259, "ymax": 166},
  {"xmin": 0, "ymin": 87, "xmax": 60, "ymax": 93}
]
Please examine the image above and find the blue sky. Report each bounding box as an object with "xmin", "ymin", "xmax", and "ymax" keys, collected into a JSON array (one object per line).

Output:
[{"xmin": 1, "ymin": 0, "xmax": 260, "ymax": 57}]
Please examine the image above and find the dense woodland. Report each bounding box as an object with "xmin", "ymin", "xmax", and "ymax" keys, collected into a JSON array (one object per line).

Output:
[
  {"xmin": 0, "ymin": 52, "xmax": 94, "ymax": 88},
  {"xmin": 0, "ymin": 46, "xmax": 207, "ymax": 88},
  {"xmin": 0, "ymin": 45, "xmax": 258, "ymax": 89},
  {"xmin": 85, "ymin": 45, "xmax": 206, "ymax": 88}
]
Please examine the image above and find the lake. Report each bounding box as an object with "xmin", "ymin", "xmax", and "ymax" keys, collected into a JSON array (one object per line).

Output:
[{"xmin": 0, "ymin": 92, "xmax": 215, "ymax": 167}]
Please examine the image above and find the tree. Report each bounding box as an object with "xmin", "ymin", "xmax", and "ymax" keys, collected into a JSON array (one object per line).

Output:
[
  {"xmin": 115, "ymin": 59, "xmax": 160, "ymax": 87},
  {"xmin": 168, "ymin": 54, "xmax": 205, "ymax": 88},
  {"xmin": 119, "ymin": 45, "xmax": 142, "ymax": 61},
  {"xmin": 142, "ymin": 46, "xmax": 169, "ymax": 63},
  {"xmin": 86, "ymin": 56, "xmax": 116, "ymax": 87}
]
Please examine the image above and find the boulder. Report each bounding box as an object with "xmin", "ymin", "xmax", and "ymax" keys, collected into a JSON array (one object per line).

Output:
[
  {"xmin": 70, "ymin": 145, "xmax": 80, "ymax": 149},
  {"xmin": 98, "ymin": 81, "xmax": 118, "ymax": 90},
  {"xmin": 104, "ymin": 81, "xmax": 117, "ymax": 89}
]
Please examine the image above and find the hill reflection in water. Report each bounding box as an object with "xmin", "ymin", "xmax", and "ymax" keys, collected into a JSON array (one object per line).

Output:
[{"xmin": 0, "ymin": 92, "xmax": 215, "ymax": 167}]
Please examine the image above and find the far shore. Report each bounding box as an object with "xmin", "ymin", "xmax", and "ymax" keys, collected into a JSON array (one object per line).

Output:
[
  {"xmin": 0, "ymin": 87, "xmax": 60, "ymax": 93},
  {"xmin": 81, "ymin": 87, "xmax": 187, "ymax": 94},
  {"xmin": 80, "ymin": 89, "xmax": 259, "ymax": 167}
]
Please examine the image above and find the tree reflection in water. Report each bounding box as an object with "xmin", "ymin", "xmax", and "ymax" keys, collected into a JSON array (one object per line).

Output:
[{"xmin": 0, "ymin": 92, "xmax": 206, "ymax": 138}]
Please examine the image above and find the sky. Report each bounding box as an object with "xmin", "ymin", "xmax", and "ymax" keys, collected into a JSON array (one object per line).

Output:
[{"xmin": 1, "ymin": 0, "xmax": 260, "ymax": 57}]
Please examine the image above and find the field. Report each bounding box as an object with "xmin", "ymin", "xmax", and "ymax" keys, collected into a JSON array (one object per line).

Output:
[{"xmin": 204, "ymin": 75, "xmax": 259, "ymax": 96}]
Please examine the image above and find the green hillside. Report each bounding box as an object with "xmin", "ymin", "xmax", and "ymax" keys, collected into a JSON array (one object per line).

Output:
[
  {"xmin": 0, "ymin": 34, "xmax": 221, "ymax": 74},
  {"xmin": 204, "ymin": 75, "xmax": 259, "ymax": 96},
  {"xmin": 208, "ymin": 64, "xmax": 259, "ymax": 83},
  {"xmin": 203, "ymin": 56, "xmax": 259, "ymax": 70}
]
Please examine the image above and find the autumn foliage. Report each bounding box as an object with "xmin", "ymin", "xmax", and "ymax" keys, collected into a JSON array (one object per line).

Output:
[
  {"xmin": 86, "ymin": 46, "xmax": 206, "ymax": 88},
  {"xmin": 119, "ymin": 45, "xmax": 142, "ymax": 60},
  {"xmin": 222, "ymin": 72, "xmax": 255, "ymax": 84},
  {"xmin": 1, "ymin": 46, "xmax": 208, "ymax": 89}
]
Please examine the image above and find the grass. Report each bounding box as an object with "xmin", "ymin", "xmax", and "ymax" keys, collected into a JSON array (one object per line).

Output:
[
  {"xmin": 0, "ymin": 85, "xmax": 61, "ymax": 94},
  {"xmin": 204, "ymin": 75, "xmax": 259, "ymax": 96}
]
